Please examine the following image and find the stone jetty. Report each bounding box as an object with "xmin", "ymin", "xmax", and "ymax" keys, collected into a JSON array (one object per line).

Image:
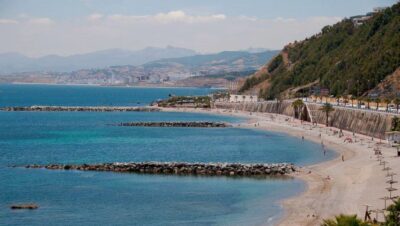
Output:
[
  {"xmin": 1, "ymin": 106, "xmax": 160, "ymax": 112},
  {"xmin": 10, "ymin": 204, "xmax": 39, "ymax": 210},
  {"xmin": 117, "ymin": 121, "xmax": 229, "ymax": 127},
  {"xmin": 24, "ymin": 162, "xmax": 296, "ymax": 177}
]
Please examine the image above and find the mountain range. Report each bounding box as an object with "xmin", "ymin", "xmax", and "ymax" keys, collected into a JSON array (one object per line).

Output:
[
  {"xmin": 0, "ymin": 46, "xmax": 197, "ymax": 74},
  {"xmin": 0, "ymin": 49, "xmax": 278, "ymax": 87},
  {"xmin": 143, "ymin": 50, "xmax": 278, "ymax": 76}
]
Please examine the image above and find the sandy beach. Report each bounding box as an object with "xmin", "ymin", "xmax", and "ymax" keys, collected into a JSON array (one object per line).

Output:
[{"xmin": 161, "ymin": 107, "xmax": 400, "ymax": 225}]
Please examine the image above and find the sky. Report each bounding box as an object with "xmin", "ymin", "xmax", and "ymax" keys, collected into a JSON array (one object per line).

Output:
[{"xmin": 0, "ymin": 0, "xmax": 397, "ymax": 57}]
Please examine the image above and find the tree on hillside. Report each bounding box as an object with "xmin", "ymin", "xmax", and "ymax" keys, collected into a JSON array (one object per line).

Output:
[
  {"xmin": 394, "ymin": 97, "xmax": 400, "ymax": 113},
  {"xmin": 319, "ymin": 103, "xmax": 335, "ymax": 127},
  {"xmin": 321, "ymin": 214, "xmax": 371, "ymax": 226},
  {"xmin": 291, "ymin": 99, "xmax": 305, "ymax": 122}
]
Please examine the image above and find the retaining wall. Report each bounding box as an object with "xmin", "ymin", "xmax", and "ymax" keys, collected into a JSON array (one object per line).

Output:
[{"xmin": 214, "ymin": 101, "xmax": 393, "ymax": 138}]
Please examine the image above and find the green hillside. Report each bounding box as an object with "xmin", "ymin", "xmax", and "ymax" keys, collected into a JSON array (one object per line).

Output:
[
  {"xmin": 240, "ymin": 3, "xmax": 400, "ymax": 99},
  {"xmin": 143, "ymin": 50, "xmax": 279, "ymax": 73}
]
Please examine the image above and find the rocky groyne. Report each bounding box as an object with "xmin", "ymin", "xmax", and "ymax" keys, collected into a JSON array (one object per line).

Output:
[
  {"xmin": 24, "ymin": 162, "xmax": 296, "ymax": 177},
  {"xmin": 10, "ymin": 204, "xmax": 38, "ymax": 210},
  {"xmin": 1, "ymin": 106, "xmax": 160, "ymax": 112},
  {"xmin": 117, "ymin": 121, "xmax": 229, "ymax": 127}
]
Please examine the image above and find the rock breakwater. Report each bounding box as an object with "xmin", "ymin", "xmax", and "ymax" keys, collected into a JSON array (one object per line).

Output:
[
  {"xmin": 24, "ymin": 162, "xmax": 296, "ymax": 177},
  {"xmin": 10, "ymin": 204, "xmax": 39, "ymax": 210},
  {"xmin": 117, "ymin": 121, "xmax": 229, "ymax": 127},
  {"xmin": 1, "ymin": 106, "xmax": 160, "ymax": 112}
]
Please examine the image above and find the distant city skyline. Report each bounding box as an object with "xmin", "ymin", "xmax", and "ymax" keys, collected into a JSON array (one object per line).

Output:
[{"xmin": 0, "ymin": 0, "xmax": 397, "ymax": 57}]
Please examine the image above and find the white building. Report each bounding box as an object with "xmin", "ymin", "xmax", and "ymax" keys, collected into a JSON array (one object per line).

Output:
[
  {"xmin": 352, "ymin": 15, "xmax": 372, "ymax": 26},
  {"xmin": 229, "ymin": 94, "xmax": 258, "ymax": 103}
]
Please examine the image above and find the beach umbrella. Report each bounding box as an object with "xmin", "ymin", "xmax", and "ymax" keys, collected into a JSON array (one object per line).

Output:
[
  {"xmin": 386, "ymin": 187, "xmax": 398, "ymax": 199},
  {"xmin": 381, "ymin": 196, "xmax": 391, "ymax": 209}
]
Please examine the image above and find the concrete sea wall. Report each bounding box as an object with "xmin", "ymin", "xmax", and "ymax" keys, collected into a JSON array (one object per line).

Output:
[
  {"xmin": 214, "ymin": 101, "xmax": 393, "ymax": 138},
  {"xmin": 214, "ymin": 101, "xmax": 295, "ymax": 117},
  {"xmin": 307, "ymin": 104, "xmax": 392, "ymax": 138}
]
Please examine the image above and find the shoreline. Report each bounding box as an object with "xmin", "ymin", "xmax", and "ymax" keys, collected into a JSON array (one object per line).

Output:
[
  {"xmin": 5, "ymin": 82, "xmax": 224, "ymax": 89},
  {"xmin": 160, "ymin": 107, "xmax": 399, "ymax": 225}
]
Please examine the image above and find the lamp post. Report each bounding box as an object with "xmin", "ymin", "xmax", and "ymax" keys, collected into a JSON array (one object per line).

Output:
[{"xmin": 356, "ymin": 79, "xmax": 360, "ymax": 108}]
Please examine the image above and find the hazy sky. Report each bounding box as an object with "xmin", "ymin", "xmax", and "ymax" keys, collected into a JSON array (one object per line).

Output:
[{"xmin": 0, "ymin": 0, "xmax": 397, "ymax": 57}]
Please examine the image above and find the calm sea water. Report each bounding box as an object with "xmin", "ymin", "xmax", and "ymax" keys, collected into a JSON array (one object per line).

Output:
[
  {"xmin": 0, "ymin": 84, "xmax": 214, "ymax": 107},
  {"xmin": 0, "ymin": 84, "xmax": 335, "ymax": 226}
]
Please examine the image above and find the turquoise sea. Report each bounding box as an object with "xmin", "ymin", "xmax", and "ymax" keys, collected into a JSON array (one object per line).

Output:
[{"xmin": 0, "ymin": 84, "xmax": 335, "ymax": 226}]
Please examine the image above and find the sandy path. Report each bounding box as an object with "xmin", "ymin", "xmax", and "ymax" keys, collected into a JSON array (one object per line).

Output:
[{"xmin": 160, "ymin": 107, "xmax": 400, "ymax": 225}]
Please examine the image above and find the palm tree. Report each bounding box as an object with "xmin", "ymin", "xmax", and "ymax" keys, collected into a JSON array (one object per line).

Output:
[
  {"xmin": 319, "ymin": 94, "xmax": 323, "ymax": 103},
  {"xmin": 365, "ymin": 97, "xmax": 372, "ymax": 109},
  {"xmin": 350, "ymin": 95, "xmax": 356, "ymax": 108},
  {"xmin": 343, "ymin": 95, "xmax": 349, "ymax": 107},
  {"xmin": 291, "ymin": 99, "xmax": 305, "ymax": 121},
  {"xmin": 344, "ymin": 99, "xmax": 349, "ymax": 108},
  {"xmin": 384, "ymin": 98, "xmax": 391, "ymax": 112},
  {"xmin": 322, "ymin": 214, "xmax": 370, "ymax": 226},
  {"xmin": 385, "ymin": 198, "xmax": 400, "ymax": 225},
  {"xmin": 357, "ymin": 97, "xmax": 363, "ymax": 109},
  {"xmin": 375, "ymin": 98, "xmax": 381, "ymax": 110},
  {"xmin": 394, "ymin": 98, "xmax": 400, "ymax": 113},
  {"xmin": 319, "ymin": 103, "xmax": 334, "ymax": 127},
  {"xmin": 336, "ymin": 95, "xmax": 341, "ymax": 106}
]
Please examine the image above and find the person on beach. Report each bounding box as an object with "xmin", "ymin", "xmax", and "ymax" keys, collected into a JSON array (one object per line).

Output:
[
  {"xmin": 302, "ymin": 136, "xmax": 304, "ymax": 141},
  {"xmin": 342, "ymin": 155, "xmax": 344, "ymax": 161}
]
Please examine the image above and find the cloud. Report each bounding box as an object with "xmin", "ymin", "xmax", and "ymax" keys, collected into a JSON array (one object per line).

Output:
[
  {"xmin": 106, "ymin": 10, "xmax": 226, "ymax": 24},
  {"xmin": 238, "ymin": 16, "xmax": 258, "ymax": 22},
  {"xmin": 0, "ymin": 19, "xmax": 19, "ymax": 25},
  {"xmin": 273, "ymin": 17, "xmax": 296, "ymax": 22},
  {"xmin": 0, "ymin": 12, "xmax": 343, "ymax": 57},
  {"xmin": 28, "ymin": 17, "xmax": 54, "ymax": 25},
  {"xmin": 154, "ymin": 10, "xmax": 226, "ymax": 23},
  {"xmin": 87, "ymin": 13, "xmax": 104, "ymax": 22},
  {"xmin": 107, "ymin": 14, "xmax": 147, "ymax": 23},
  {"xmin": 307, "ymin": 16, "xmax": 343, "ymax": 23}
]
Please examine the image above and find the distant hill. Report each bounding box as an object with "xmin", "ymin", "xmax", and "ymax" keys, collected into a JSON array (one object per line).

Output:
[
  {"xmin": 144, "ymin": 50, "xmax": 279, "ymax": 74},
  {"xmin": 240, "ymin": 2, "xmax": 400, "ymax": 99},
  {"xmin": 175, "ymin": 70, "xmax": 257, "ymax": 88},
  {"xmin": 0, "ymin": 50, "xmax": 278, "ymax": 87},
  {"xmin": 0, "ymin": 46, "xmax": 197, "ymax": 74}
]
